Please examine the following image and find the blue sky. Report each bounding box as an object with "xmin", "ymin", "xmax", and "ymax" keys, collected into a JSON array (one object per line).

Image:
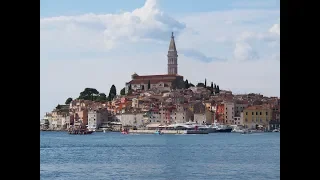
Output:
[{"xmin": 40, "ymin": 0, "xmax": 280, "ymax": 119}]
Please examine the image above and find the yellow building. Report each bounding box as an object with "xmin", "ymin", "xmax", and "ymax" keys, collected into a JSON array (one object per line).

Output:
[{"xmin": 243, "ymin": 105, "xmax": 272, "ymax": 129}]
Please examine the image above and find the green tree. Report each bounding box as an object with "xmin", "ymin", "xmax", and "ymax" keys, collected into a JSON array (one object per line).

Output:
[
  {"xmin": 214, "ymin": 83, "xmax": 217, "ymax": 89},
  {"xmin": 120, "ymin": 87, "xmax": 126, "ymax": 95},
  {"xmin": 108, "ymin": 85, "xmax": 117, "ymax": 101},
  {"xmin": 211, "ymin": 82, "xmax": 213, "ymax": 89},
  {"xmin": 196, "ymin": 82, "xmax": 205, "ymax": 88},
  {"xmin": 65, "ymin": 97, "xmax": 73, "ymax": 104},
  {"xmin": 96, "ymin": 93, "xmax": 107, "ymax": 101},
  {"xmin": 148, "ymin": 80, "xmax": 151, "ymax": 90},
  {"xmin": 56, "ymin": 104, "xmax": 61, "ymax": 109},
  {"xmin": 205, "ymin": 79, "xmax": 207, "ymax": 87},
  {"xmin": 216, "ymin": 85, "xmax": 220, "ymax": 93},
  {"xmin": 185, "ymin": 79, "xmax": 189, "ymax": 89},
  {"xmin": 78, "ymin": 88, "xmax": 99, "ymax": 100},
  {"xmin": 189, "ymin": 83, "xmax": 195, "ymax": 87}
]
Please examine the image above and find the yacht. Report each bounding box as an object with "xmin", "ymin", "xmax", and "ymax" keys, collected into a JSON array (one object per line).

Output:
[{"xmin": 211, "ymin": 121, "xmax": 232, "ymax": 133}]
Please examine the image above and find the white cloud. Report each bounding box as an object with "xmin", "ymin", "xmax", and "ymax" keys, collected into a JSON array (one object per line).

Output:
[
  {"xmin": 40, "ymin": 0, "xmax": 280, "ymax": 117},
  {"xmin": 233, "ymin": 42, "xmax": 259, "ymax": 61},
  {"xmin": 269, "ymin": 23, "xmax": 280, "ymax": 35},
  {"xmin": 40, "ymin": 0, "xmax": 185, "ymax": 50}
]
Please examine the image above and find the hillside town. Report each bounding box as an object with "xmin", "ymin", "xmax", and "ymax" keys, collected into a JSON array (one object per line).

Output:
[{"xmin": 40, "ymin": 32, "xmax": 280, "ymax": 132}]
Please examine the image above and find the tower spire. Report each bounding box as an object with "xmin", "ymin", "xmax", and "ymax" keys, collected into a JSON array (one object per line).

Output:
[
  {"xmin": 168, "ymin": 32, "xmax": 177, "ymax": 51},
  {"xmin": 167, "ymin": 32, "xmax": 178, "ymax": 75}
]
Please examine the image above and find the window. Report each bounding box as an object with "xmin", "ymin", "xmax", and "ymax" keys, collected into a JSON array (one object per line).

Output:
[
  {"xmin": 245, "ymin": 118, "xmax": 248, "ymax": 122},
  {"xmin": 266, "ymin": 112, "xmax": 268, "ymax": 115},
  {"xmin": 246, "ymin": 112, "xmax": 248, "ymax": 115},
  {"xmin": 256, "ymin": 112, "xmax": 258, "ymax": 115},
  {"xmin": 175, "ymin": 117, "xmax": 176, "ymax": 119},
  {"xmin": 183, "ymin": 117, "xmax": 184, "ymax": 119},
  {"xmin": 252, "ymin": 112, "xmax": 254, "ymax": 115},
  {"xmin": 260, "ymin": 112, "xmax": 262, "ymax": 115}
]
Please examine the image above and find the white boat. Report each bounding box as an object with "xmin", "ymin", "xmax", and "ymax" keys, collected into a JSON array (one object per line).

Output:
[
  {"xmin": 272, "ymin": 129, "xmax": 280, "ymax": 132},
  {"xmin": 211, "ymin": 121, "xmax": 232, "ymax": 133}
]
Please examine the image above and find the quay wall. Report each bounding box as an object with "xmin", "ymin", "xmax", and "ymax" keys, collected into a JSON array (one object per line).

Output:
[{"xmin": 129, "ymin": 130, "xmax": 186, "ymax": 134}]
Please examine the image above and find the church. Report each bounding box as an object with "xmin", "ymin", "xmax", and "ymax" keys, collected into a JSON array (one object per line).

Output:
[{"xmin": 125, "ymin": 32, "xmax": 185, "ymax": 93}]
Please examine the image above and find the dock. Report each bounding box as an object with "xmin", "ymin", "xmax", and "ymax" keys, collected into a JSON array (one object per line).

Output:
[{"xmin": 128, "ymin": 130, "xmax": 208, "ymax": 134}]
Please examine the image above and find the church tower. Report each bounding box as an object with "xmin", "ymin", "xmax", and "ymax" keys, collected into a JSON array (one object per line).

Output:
[{"xmin": 167, "ymin": 32, "xmax": 178, "ymax": 75}]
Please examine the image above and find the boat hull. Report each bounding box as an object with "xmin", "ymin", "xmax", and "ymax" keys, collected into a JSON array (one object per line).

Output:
[
  {"xmin": 185, "ymin": 130, "xmax": 209, "ymax": 134},
  {"xmin": 68, "ymin": 130, "xmax": 93, "ymax": 135},
  {"xmin": 216, "ymin": 128, "xmax": 232, "ymax": 133}
]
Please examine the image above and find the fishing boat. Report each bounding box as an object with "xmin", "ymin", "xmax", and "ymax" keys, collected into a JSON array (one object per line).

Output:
[{"xmin": 68, "ymin": 126, "xmax": 94, "ymax": 135}]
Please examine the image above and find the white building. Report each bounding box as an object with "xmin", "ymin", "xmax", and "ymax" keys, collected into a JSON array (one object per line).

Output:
[{"xmin": 88, "ymin": 108, "xmax": 108, "ymax": 130}]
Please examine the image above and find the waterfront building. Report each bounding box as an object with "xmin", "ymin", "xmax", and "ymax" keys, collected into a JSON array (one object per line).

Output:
[
  {"xmin": 243, "ymin": 105, "xmax": 273, "ymax": 129},
  {"xmin": 88, "ymin": 108, "xmax": 108, "ymax": 130}
]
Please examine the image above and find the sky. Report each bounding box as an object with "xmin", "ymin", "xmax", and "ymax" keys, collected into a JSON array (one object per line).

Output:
[{"xmin": 40, "ymin": 0, "xmax": 280, "ymax": 119}]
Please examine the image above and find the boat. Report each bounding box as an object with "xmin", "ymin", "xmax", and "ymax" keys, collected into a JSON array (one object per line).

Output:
[
  {"xmin": 241, "ymin": 129, "xmax": 252, "ymax": 134},
  {"xmin": 272, "ymin": 129, "xmax": 280, "ymax": 132},
  {"xmin": 211, "ymin": 121, "xmax": 232, "ymax": 133},
  {"xmin": 232, "ymin": 128, "xmax": 245, "ymax": 133},
  {"xmin": 166, "ymin": 122, "xmax": 209, "ymax": 134},
  {"xmin": 154, "ymin": 129, "xmax": 163, "ymax": 135},
  {"xmin": 121, "ymin": 128, "xmax": 129, "ymax": 134},
  {"xmin": 68, "ymin": 126, "xmax": 94, "ymax": 135}
]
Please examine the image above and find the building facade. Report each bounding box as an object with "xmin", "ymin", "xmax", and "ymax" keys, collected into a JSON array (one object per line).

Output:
[
  {"xmin": 88, "ymin": 108, "xmax": 108, "ymax": 130},
  {"xmin": 243, "ymin": 105, "xmax": 273, "ymax": 129}
]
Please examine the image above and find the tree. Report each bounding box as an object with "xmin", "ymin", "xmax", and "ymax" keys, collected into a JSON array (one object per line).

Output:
[
  {"xmin": 214, "ymin": 83, "xmax": 217, "ymax": 89},
  {"xmin": 205, "ymin": 79, "xmax": 207, "ymax": 87},
  {"xmin": 185, "ymin": 79, "xmax": 189, "ymax": 89},
  {"xmin": 78, "ymin": 88, "xmax": 99, "ymax": 100},
  {"xmin": 96, "ymin": 93, "xmax": 107, "ymax": 102},
  {"xmin": 108, "ymin": 85, "xmax": 117, "ymax": 101},
  {"xmin": 120, "ymin": 88, "xmax": 126, "ymax": 95},
  {"xmin": 141, "ymin": 85, "xmax": 145, "ymax": 90},
  {"xmin": 196, "ymin": 82, "xmax": 205, "ymax": 88},
  {"xmin": 216, "ymin": 85, "xmax": 220, "ymax": 93},
  {"xmin": 211, "ymin": 82, "xmax": 213, "ymax": 89},
  {"xmin": 148, "ymin": 80, "xmax": 151, "ymax": 90},
  {"xmin": 65, "ymin": 97, "xmax": 73, "ymax": 104},
  {"xmin": 56, "ymin": 104, "xmax": 61, "ymax": 109},
  {"xmin": 189, "ymin": 83, "xmax": 195, "ymax": 87}
]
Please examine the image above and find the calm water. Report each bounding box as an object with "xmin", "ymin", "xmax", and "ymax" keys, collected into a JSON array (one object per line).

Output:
[{"xmin": 40, "ymin": 132, "xmax": 280, "ymax": 180}]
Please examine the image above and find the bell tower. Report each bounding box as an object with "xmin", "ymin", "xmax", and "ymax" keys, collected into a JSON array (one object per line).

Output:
[{"xmin": 167, "ymin": 32, "xmax": 178, "ymax": 75}]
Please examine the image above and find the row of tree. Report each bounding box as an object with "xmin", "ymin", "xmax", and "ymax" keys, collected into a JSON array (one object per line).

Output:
[
  {"xmin": 64, "ymin": 85, "xmax": 118, "ymax": 104},
  {"xmin": 184, "ymin": 79, "xmax": 220, "ymax": 94}
]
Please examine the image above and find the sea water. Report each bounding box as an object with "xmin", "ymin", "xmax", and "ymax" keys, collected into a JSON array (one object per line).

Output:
[{"xmin": 40, "ymin": 132, "xmax": 280, "ymax": 180}]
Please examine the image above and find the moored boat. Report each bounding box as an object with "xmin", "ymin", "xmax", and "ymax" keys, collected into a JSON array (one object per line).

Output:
[
  {"xmin": 211, "ymin": 121, "xmax": 232, "ymax": 133},
  {"xmin": 154, "ymin": 129, "xmax": 163, "ymax": 135}
]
